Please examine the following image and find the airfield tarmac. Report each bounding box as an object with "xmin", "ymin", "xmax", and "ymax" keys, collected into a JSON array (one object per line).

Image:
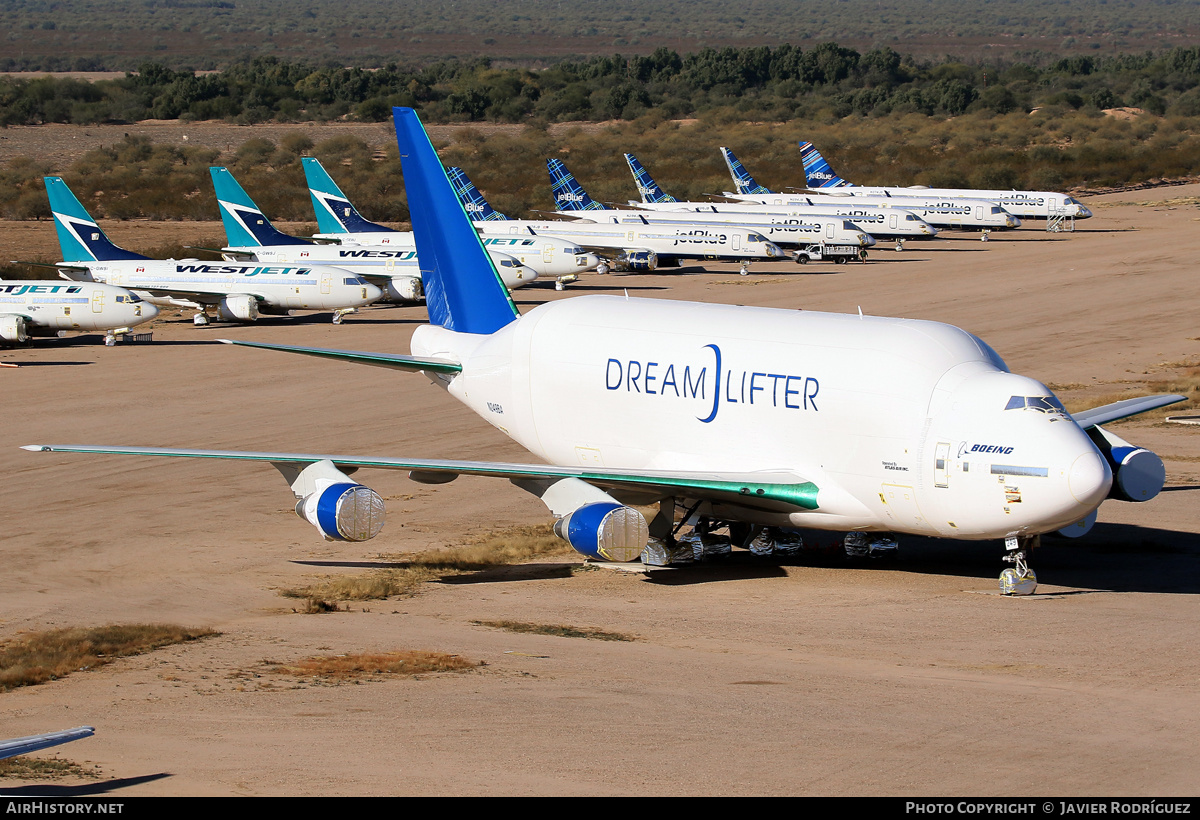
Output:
[{"xmin": 1, "ymin": 186, "xmax": 1199, "ymax": 796}]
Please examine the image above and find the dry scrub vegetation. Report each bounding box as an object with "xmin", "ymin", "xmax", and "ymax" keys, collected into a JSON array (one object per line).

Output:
[
  {"xmin": 283, "ymin": 524, "xmax": 573, "ymax": 606},
  {"xmin": 472, "ymin": 620, "xmax": 636, "ymax": 642},
  {"xmin": 0, "ymin": 624, "xmax": 218, "ymax": 691},
  {"xmin": 1055, "ymin": 361, "xmax": 1200, "ymax": 422},
  {"xmin": 0, "ymin": 756, "xmax": 101, "ymax": 781},
  {"xmin": 266, "ymin": 650, "xmax": 478, "ymax": 681}
]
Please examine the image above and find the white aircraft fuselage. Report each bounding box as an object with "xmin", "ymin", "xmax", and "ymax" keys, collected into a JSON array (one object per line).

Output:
[
  {"xmin": 634, "ymin": 201, "xmax": 938, "ymax": 239},
  {"xmin": 729, "ymin": 193, "xmax": 1020, "ymax": 231},
  {"xmin": 412, "ymin": 295, "xmax": 1110, "ymax": 540},
  {"xmin": 0, "ymin": 280, "xmax": 156, "ymax": 342},
  {"xmin": 575, "ymin": 208, "xmax": 878, "ymax": 247},
  {"xmin": 822, "ymin": 186, "xmax": 1092, "ymax": 220}
]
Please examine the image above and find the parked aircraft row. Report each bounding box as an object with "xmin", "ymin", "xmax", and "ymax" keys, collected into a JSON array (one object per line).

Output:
[{"xmin": 25, "ymin": 108, "xmax": 1182, "ymax": 597}]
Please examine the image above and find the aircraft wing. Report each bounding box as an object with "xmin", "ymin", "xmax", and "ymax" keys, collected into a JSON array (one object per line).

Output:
[
  {"xmin": 22, "ymin": 444, "xmax": 819, "ymax": 510},
  {"xmin": 217, "ymin": 339, "xmax": 462, "ymax": 374},
  {"xmin": 137, "ymin": 287, "xmax": 268, "ymax": 304},
  {"xmin": 1072, "ymin": 394, "xmax": 1187, "ymax": 429},
  {"xmin": 0, "ymin": 727, "xmax": 94, "ymax": 761}
]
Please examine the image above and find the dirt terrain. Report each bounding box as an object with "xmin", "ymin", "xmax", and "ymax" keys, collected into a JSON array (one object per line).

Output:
[{"xmin": 0, "ymin": 188, "xmax": 1199, "ymax": 796}]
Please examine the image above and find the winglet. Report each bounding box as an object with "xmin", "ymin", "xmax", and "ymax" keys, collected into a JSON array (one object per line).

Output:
[
  {"xmin": 798, "ymin": 141, "xmax": 850, "ymax": 189},
  {"xmin": 209, "ymin": 167, "xmax": 311, "ymax": 247},
  {"xmin": 43, "ymin": 177, "xmax": 147, "ymax": 263},
  {"xmin": 447, "ymin": 167, "xmax": 509, "ymax": 221},
  {"xmin": 546, "ymin": 159, "xmax": 607, "ymax": 212},
  {"xmin": 720, "ymin": 147, "xmax": 773, "ymax": 195},
  {"xmin": 623, "ymin": 153, "xmax": 677, "ymax": 203},
  {"xmin": 392, "ymin": 107, "xmax": 518, "ymax": 334},
  {"xmin": 301, "ymin": 157, "xmax": 392, "ymax": 234}
]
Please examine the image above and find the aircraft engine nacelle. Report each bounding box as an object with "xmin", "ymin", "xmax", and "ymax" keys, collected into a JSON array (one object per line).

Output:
[
  {"xmin": 217, "ymin": 294, "xmax": 260, "ymax": 322},
  {"xmin": 386, "ymin": 276, "xmax": 424, "ymax": 303},
  {"xmin": 553, "ymin": 502, "xmax": 649, "ymax": 562},
  {"xmin": 296, "ymin": 479, "xmax": 386, "ymax": 542},
  {"xmin": 1088, "ymin": 426, "xmax": 1166, "ymax": 502},
  {"xmin": 0, "ymin": 315, "xmax": 29, "ymax": 343},
  {"xmin": 615, "ymin": 250, "xmax": 658, "ymax": 272}
]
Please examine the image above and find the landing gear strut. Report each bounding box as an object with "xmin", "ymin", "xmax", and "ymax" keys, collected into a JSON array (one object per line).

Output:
[
  {"xmin": 193, "ymin": 312, "xmax": 210, "ymax": 326},
  {"xmin": 981, "ymin": 229, "xmax": 991, "ymax": 243},
  {"xmin": 332, "ymin": 307, "xmax": 357, "ymax": 325},
  {"xmin": 739, "ymin": 262, "xmax": 751, "ymax": 276},
  {"xmin": 1000, "ymin": 535, "xmax": 1038, "ymax": 595},
  {"xmin": 894, "ymin": 238, "xmax": 905, "ymax": 252},
  {"xmin": 595, "ymin": 262, "xmax": 610, "ymax": 276}
]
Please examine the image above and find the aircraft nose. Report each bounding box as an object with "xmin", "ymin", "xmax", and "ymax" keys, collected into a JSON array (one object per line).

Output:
[
  {"xmin": 139, "ymin": 302, "xmax": 159, "ymax": 321},
  {"xmin": 862, "ymin": 234, "xmax": 876, "ymax": 247},
  {"xmin": 1068, "ymin": 451, "xmax": 1112, "ymax": 508},
  {"xmin": 363, "ymin": 283, "xmax": 384, "ymax": 303}
]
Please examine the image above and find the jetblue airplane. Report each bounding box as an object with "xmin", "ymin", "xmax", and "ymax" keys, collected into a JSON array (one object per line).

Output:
[
  {"xmin": 298, "ymin": 158, "xmax": 599, "ymax": 288},
  {"xmin": 624, "ymin": 153, "xmax": 678, "ymax": 204},
  {"xmin": 797, "ymin": 140, "xmax": 1093, "ymax": 220},
  {"xmin": 547, "ymin": 160, "xmax": 877, "ymax": 255},
  {"xmin": 25, "ymin": 108, "xmax": 1183, "ymax": 596},
  {"xmin": 0, "ymin": 279, "xmax": 155, "ymax": 344},
  {"xmin": 210, "ymin": 166, "xmax": 542, "ymax": 299},
  {"xmin": 44, "ymin": 178, "xmax": 380, "ymax": 326}
]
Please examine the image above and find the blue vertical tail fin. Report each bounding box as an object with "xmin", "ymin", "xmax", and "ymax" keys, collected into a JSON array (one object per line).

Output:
[
  {"xmin": 720, "ymin": 147, "xmax": 773, "ymax": 195},
  {"xmin": 301, "ymin": 157, "xmax": 392, "ymax": 234},
  {"xmin": 447, "ymin": 167, "xmax": 509, "ymax": 221},
  {"xmin": 43, "ymin": 177, "xmax": 148, "ymax": 263},
  {"xmin": 209, "ymin": 167, "xmax": 311, "ymax": 247},
  {"xmin": 798, "ymin": 141, "xmax": 850, "ymax": 189},
  {"xmin": 623, "ymin": 153, "xmax": 676, "ymax": 203},
  {"xmin": 392, "ymin": 107, "xmax": 518, "ymax": 335},
  {"xmin": 546, "ymin": 159, "xmax": 606, "ymax": 212}
]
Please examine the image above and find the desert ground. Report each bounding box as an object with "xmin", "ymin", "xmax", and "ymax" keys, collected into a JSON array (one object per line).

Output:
[{"xmin": 0, "ymin": 187, "xmax": 1199, "ymax": 796}]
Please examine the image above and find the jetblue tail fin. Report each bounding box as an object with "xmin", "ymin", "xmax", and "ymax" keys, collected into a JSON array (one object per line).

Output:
[
  {"xmin": 44, "ymin": 177, "xmax": 148, "ymax": 263},
  {"xmin": 623, "ymin": 153, "xmax": 677, "ymax": 203},
  {"xmin": 392, "ymin": 108, "xmax": 518, "ymax": 335},
  {"xmin": 209, "ymin": 167, "xmax": 311, "ymax": 247},
  {"xmin": 301, "ymin": 157, "xmax": 392, "ymax": 234},
  {"xmin": 798, "ymin": 141, "xmax": 849, "ymax": 189},
  {"xmin": 546, "ymin": 159, "xmax": 606, "ymax": 212},
  {"xmin": 720, "ymin": 147, "xmax": 773, "ymax": 195},
  {"xmin": 447, "ymin": 167, "xmax": 509, "ymax": 221}
]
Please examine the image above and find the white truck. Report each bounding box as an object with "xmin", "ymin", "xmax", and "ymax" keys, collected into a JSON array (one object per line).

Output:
[{"xmin": 793, "ymin": 243, "xmax": 868, "ymax": 265}]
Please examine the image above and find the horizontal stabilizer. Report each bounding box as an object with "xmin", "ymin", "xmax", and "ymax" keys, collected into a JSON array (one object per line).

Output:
[
  {"xmin": 23, "ymin": 444, "xmax": 819, "ymax": 510},
  {"xmin": 1072, "ymin": 394, "xmax": 1187, "ymax": 429},
  {"xmin": 218, "ymin": 339, "xmax": 463, "ymax": 374}
]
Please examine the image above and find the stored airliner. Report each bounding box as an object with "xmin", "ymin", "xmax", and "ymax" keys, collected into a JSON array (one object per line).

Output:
[
  {"xmin": 0, "ymin": 279, "xmax": 155, "ymax": 344},
  {"xmin": 25, "ymin": 109, "xmax": 1181, "ymax": 597},
  {"xmin": 43, "ymin": 178, "xmax": 380, "ymax": 326}
]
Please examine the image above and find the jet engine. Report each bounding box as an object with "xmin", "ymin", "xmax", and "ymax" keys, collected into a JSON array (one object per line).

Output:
[
  {"xmin": 0, "ymin": 315, "xmax": 29, "ymax": 343},
  {"xmin": 280, "ymin": 460, "xmax": 386, "ymax": 542},
  {"xmin": 553, "ymin": 502, "xmax": 648, "ymax": 562},
  {"xmin": 217, "ymin": 294, "xmax": 260, "ymax": 322},
  {"xmin": 385, "ymin": 276, "xmax": 423, "ymax": 303},
  {"xmin": 1087, "ymin": 426, "xmax": 1166, "ymax": 502},
  {"xmin": 615, "ymin": 251, "xmax": 658, "ymax": 272}
]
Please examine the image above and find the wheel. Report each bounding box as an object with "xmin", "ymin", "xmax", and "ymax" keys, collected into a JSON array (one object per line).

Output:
[
  {"xmin": 834, "ymin": 256, "xmax": 846, "ymax": 264},
  {"xmin": 596, "ymin": 262, "xmax": 610, "ymax": 275},
  {"xmin": 796, "ymin": 255, "xmax": 809, "ymax": 265},
  {"xmin": 332, "ymin": 313, "xmax": 343, "ymax": 325}
]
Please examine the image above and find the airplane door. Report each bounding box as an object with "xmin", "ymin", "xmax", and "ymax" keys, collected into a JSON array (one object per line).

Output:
[
  {"xmin": 934, "ymin": 441, "xmax": 950, "ymax": 488},
  {"xmin": 889, "ymin": 214, "xmax": 897, "ymax": 230},
  {"xmin": 543, "ymin": 245, "xmax": 553, "ymax": 264},
  {"xmin": 320, "ymin": 273, "xmax": 332, "ymax": 294},
  {"xmin": 826, "ymin": 223, "xmax": 835, "ymax": 239},
  {"xmin": 91, "ymin": 290, "xmax": 104, "ymax": 313},
  {"xmin": 975, "ymin": 205, "xmax": 984, "ymax": 221},
  {"xmin": 880, "ymin": 483, "xmax": 928, "ymax": 529},
  {"xmin": 732, "ymin": 233, "xmax": 741, "ymax": 251}
]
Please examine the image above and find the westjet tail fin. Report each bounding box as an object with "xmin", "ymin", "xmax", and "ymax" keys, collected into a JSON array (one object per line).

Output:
[
  {"xmin": 447, "ymin": 167, "xmax": 509, "ymax": 221},
  {"xmin": 393, "ymin": 107, "xmax": 518, "ymax": 335},
  {"xmin": 300, "ymin": 157, "xmax": 392, "ymax": 235},
  {"xmin": 720, "ymin": 147, "xmax": 773, "ymax": 195},
  {"xmin": 209, "ymin": 167, "xmax": 312, "ymax": 247},
  {"xmin": 44, "ymin": 177, "xmax": 148, "ymax": 263},
  {"xmin": 798, "ymin": 141, "xmax": 850, "ymax": 189},
  {"xmin": 623, "ymin": 153, "xmax": 677, "ymax": 203},
  {"xmin": 546, "ymin": 159, "xmax": 606, "ymax": 212}
]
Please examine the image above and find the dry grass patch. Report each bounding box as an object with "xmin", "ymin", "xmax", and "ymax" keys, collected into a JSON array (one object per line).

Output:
[
  {"xmin": 283, "ymin": 524, "xmax": 573, "ymax": 603},
  {"xmin": 0, "ymin": 756, "xmax": 101, "ymax": 780},
  {"xmin": 267, "ymin": 650, "xmax": 478, "ymax": 681},
  {"xmin": 0, "ymin": 624, "xmax": 218, "ymax": 692},
  {"xmin": 473, "ymin": 620, "xmax": 636, "ymax": 642}
]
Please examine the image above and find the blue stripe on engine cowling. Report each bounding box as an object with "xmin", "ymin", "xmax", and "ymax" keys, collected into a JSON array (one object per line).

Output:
[
  {"xmin": 565, "ymin": 502, "xmax": 624, "ymax": 560},
  {"xmin": 315, "ymin": 482, "xmax": 360, "ymax": 541}
]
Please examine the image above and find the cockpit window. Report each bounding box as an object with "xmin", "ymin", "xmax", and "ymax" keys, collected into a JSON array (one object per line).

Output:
[
  {"xmin": 1005, "ymin": 395, "xmax": 1066, "ymax": 413},
  {"xmin": 748, "ymin": 233, "xmax": 768, "ymax": 243}
]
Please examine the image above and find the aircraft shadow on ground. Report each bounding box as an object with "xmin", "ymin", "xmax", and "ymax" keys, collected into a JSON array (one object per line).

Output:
[
  {"xmin": 1, "ymin": 360, "xmax": 93, "ymax": 366},
  {"xmin": 0, "ymin": 772, "xmax": 170, "ymax": 796},
  {"xmin": 290, "ymin": 559, "xmax": 576, "ymax": 583}
]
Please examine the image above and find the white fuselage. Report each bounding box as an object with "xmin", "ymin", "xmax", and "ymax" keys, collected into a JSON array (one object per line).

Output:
[
  {"xmin": 812, "ymin": 186, "xmax": 1092, "ymax": 219},
  {"xmin": 62, "ymin": 260, "xmax": 380, "ymax": 315},
  {"xmin": 635, "ymin": 201, "xmax": 938, "ymax": 239},
  {"xmin": 410, "ymin": 296, "xmax": 1110, "ymax": 540},
  {"xmin": 728, "ymin": 193, "xmax": 1020, "ymax": 231},
  {"xmin": 300, "ymin": 232, "xmax": 598, "ymax": 283},
  {"xmin": 574, "ymin": 209, "xmax": 877, "ymax": 247},
  {"xmin": 0, "ymin": 280, "xmax": 156, "ymax": 341}
]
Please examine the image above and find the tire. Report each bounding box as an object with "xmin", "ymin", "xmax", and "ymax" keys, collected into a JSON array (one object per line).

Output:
[
  {"xmin": 834, "ymin": 256, "xmax": 846, "ymax": 264},
  {"xmin": 796, "ymin": 255, "xmax": 809, "ymax": 265}
]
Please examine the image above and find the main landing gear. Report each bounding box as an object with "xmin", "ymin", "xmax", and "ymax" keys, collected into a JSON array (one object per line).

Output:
[
  {"xmin": 193, "ymin": 312, "xmax": 210, "ymax": 326},
  {"xmin": 332, "ymin": 307, "xmax": 358, "ymax": 325},
  {"xmin": 1000, "ymin": 535, "xmax": 1038, "ymax": 595},
  {"xmin": 894, "ymin": 238, "xmax": 906, "ymax": 252},
  {"xmin": 739, "ymin": 261, "xmax": 751, "ymax": 276}
]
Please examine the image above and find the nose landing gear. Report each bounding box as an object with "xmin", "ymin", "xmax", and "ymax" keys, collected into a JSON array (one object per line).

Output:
[{"xmin": 1000, "ymin": 535, "xmax": 1038, "ymax": 595}]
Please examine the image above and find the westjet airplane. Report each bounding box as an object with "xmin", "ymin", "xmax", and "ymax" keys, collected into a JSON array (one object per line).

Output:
[
  {"xmin": 449, "ymin": 163, "xmax": 787, "ymax": 275},
  {"xmin": 796, "ymin": 140, "xmax": 1092, "ymax": 220},
  {"xmin": 0, "ymin": 279, "xmax": 155, "ymax": 344},
  {"xmin": 44, "ymin": 177, "xmax": 380, "ymax": 326},
  {"xmin": 25, "ymin": 108, "xmax": 1182, "ymax": 596},
  {"xmin": 211, "ymin": 166, "xmax": 542, "ymax": 300},
  {"xmin": 547, "ymin": 159, "xmax": 876, "ymax": 255},
  {"xmin": 298, "ymin": 158, "xmax": 599, "ymax": 289}
]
